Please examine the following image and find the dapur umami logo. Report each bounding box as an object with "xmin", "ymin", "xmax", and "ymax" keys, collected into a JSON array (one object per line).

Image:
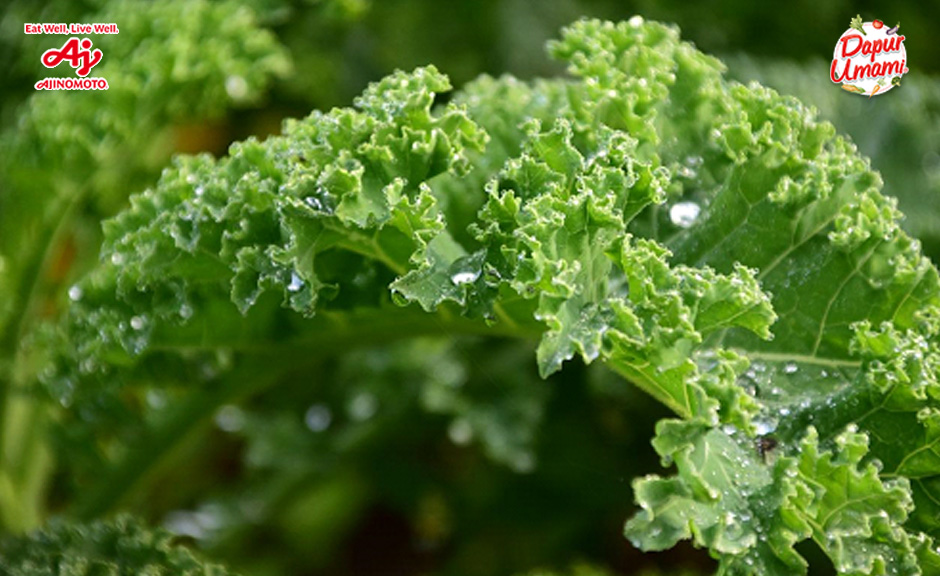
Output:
[
  {"xmin": 831, "ymin": 15, "xmax": 907, "ymax": 97},
  {"xmin": 25, "ymin": 21, "xmax": 119, "ymax": 90}
]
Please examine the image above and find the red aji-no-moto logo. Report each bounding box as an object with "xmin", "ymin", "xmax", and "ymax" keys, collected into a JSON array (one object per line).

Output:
[
  {"xmin": 42, "ymin": 37, "xmax": 102, "ymax": 77},
  {"xmin": 26, "ymin": 22, "xmax": 117, "ymax": 90}
]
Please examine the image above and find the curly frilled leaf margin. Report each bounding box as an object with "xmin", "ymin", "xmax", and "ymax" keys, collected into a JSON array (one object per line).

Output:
[{"xmin": 53, "ymin": 16, "xmax": 940, "ymax": 575}]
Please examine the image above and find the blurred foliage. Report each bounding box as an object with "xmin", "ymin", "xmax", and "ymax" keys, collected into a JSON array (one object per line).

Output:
[
  {"xmin": 0, "ymin": 0, "xmax": 288, "ymax": 534},
  {"xmin": 151, "ymin": 343, "xmax": 681, "ymax": 576},
  {"xmin": 0, "ymin": 516, "xmax": 237, "ymax": 576},
  {"xmin": 1, "ymin": 1, "xmax": 940, "ymax": 575}
]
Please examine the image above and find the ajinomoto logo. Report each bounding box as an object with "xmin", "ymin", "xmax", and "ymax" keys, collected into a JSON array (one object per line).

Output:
[
  {"xmin": 25, "ymin": 22, "xmax": 119, "ymax": 90},
  {"xmin": 831, "ymin": 15, "xmax": 907, "ymax": 97}
]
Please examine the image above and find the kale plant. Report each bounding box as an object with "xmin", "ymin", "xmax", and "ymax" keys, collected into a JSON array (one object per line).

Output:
[{"xmin": 3, "ymin": 9, "xmax": 940, "ymax": 576}]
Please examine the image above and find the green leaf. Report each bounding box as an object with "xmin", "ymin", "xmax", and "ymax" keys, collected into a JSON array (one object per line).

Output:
[
  {"xmin": 626, "ymin": 419, "xmax": 812, "ymax": 574},
  {"xmin": 46, "ymin": 15, "xmax": 940, "ymax": 575},
  {"xmin": 627, "ymin": 421, "xmax": 929, "ymax": 575},
  {"xmin": 0, "ymin": 516, "xmax": 236, "ymax": 575},
  {"xmin": 546, "ymin": 17, "xmax": 940, "ymax": 574}
]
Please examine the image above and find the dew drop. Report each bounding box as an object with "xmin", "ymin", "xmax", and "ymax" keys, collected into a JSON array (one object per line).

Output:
[
  {"xmin": 57, "ymin": 380, "xmax": 75, "ymax": 408},
  {"xmin": 783, "ymin": 362, "xmax": 798, "ymax": 374},
  {"xmin": 676, "ymin": 165, "xmax": 696, "ymax": 179},
  {"xmin": 669, "ymin": 201, "xmax": 701, "ymax": 228},
  {"xmin": 287, "ymin": 272, "xmax": 304, "ymax": 293},
  {"xmin": 225, "ymin": 75, "xmax": 249, "ymax": 100},
  {"xmin": 305, "ymin": 404, "xmax": 332, "ymax": 432},
  {"xmin": 304, "ymin": 196, "xmax": 323, "ymax": 211},
  {"xmin": 146, "ymin": 389, "xmax": 167, "ymax": 410},
  {"xmin": 447, "ymin": 418, "xmax": 473, "ymax": 445},
  {"xmin": 215, "ymin": 404, "xmax": 244, "ymax": 432},
  {"xmin": 110, "ymin": 252, "xmax": 125, "ymax": 266},
  {"xmin": 348, "ymin": 392, "xmax": 378, "ymax": 421},
  {"xmin": 179, "ymin": 303, "xmax": 193, "ymax": 320},
  {"xmin": 754, "ymin": 417, "xmax": 777, "ymax": 435},
  {"xmin": 164, "ymin": 509, "xmax": 222, "ymax": 541},
  {"xmin": 628, "ymin": 15, "xmax": 644, "ymax": 27},
  {"xmin": 450, "ymin": 271, "xmax": 479, "ymax": 285},
  {"xmin": 68, "ymin": 285, "xmax": 83, "ymax": 302},
  {"xmin": 130, "ymin": 315, "xmax": 145, "ymax": 331}
]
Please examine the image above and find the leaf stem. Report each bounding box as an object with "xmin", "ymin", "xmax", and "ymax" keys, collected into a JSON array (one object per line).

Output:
[
  {"xmin": 606, "ymin": 361, "xmax": 692, "ymax": 419},
  {"xmin": 0, "ymin": 182, "xmax": 83, "ymax": 532},
  {"xmin": 73, "ymin": 306, "xmax": 540, "ymax": 519},
  {"xmin": 741, "ymin": 351, "xmax": 862, "ymax": 370}
]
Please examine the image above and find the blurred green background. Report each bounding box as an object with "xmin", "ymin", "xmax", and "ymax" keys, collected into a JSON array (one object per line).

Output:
[{"xmin": 2, "ymin": 1, "xmax": 939, "ymax": 575}]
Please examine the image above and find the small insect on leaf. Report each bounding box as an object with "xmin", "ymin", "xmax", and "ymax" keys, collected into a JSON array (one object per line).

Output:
[{"xmin": 756, "ymin": 436, "xmax": 778, "ymax": 463}]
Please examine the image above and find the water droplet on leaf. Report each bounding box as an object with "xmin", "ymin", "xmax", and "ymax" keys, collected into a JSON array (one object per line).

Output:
[
  {"xmin": 447, "ymin": 418, "xmax": 473, "ymax": 445},
  {"xmin": 451, "ymin": 271, "xmax": 479, "ymax": 285},
  {"xmin": 669, "ymin": 201, "xmax": 701, "ymax": 228},
  {"xmin": 305, "ymin": 404, "xmax": 332, "ymax": 432},
  {"xmin": 215, "ymin": 404, "xmax": 244, "ymax": 432},
  {"xmin": 68, "ymin": 285, "xmax": 83, "ymax": 301},
  {"xmin": 754, "ymin": 417, "xmax": 777, "ymax": 435},
  {"xmin": 348, "ymin": 392, "xmax": 378, "ymax": 421},
  {"xmin": 304, "ymin": 196, "xmax": 323, "ymax": 211},
  {"xmin": 225, "ymin": 75, "xmax": 249, "ymax": 100},
  {"xmin": 287, "ymin": 272, "xmax": 304, "ymax": 292}
]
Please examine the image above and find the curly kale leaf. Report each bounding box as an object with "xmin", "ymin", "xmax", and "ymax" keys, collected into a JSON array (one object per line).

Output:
[
  {"xmin": 52, "ymin": 16, "xmax": 940, "ymax": 575},
  {"xmin": 545, "ymin": 18, "xmax": 940, "ymax": 575}
]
